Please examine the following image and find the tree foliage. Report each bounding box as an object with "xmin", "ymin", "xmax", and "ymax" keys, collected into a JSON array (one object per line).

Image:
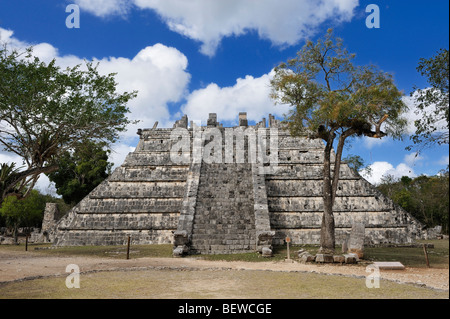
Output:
[
  {"xmin": 0, "ymin": 162, "xmax": 22, "ymax": 197},
  {"xmin": 271, "ymin": 29, "xmax": 407, "ymax": 140},
  {"xmin": 270, "ymin": 29, "xmax": 407, "ymax": 253},
  {"xmin": 343, "ymin": 154, "xmax": 372, "ymax": 176},
  {"xmin": 377, "ymin": 168, "xmax": 449, "ymax": 234},
  {"xmin": 410, "ymin": 48, "xmax": 449, "ymax": 150},
  {"xmin": 47, "ymin": 140, "xmax": 112, "ymax": 205},
  {"xmin": 0, "ymin": 190, "xmax": 46, "ymax": 242},
  {"xmin": 0, "ymin": 45, "xmax": 137, "ymax": 201}
]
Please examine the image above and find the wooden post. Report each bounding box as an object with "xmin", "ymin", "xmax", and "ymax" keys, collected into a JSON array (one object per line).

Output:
[
  {"xmin": 25, "ymin": 234, "xmax": 29, "ymax": 251},
  {"xmin": 423, "ymin": 244, "xmax": 430, "ymax": 268},
  {"xmin": 126, "ymin": 236, "xmax": 131, "ymax": 260},
  {"xmin": 286, "ymin": 236, "xmax": 291, "ymax": 260}
]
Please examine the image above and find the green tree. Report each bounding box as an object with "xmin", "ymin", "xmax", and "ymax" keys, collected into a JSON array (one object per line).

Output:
[
  {"xmin": 392, "ymin": 189, "xmax": 414, "ymax": 213},
  {"xmin": 343, "ymin": 154, "xmax": 372, "ymax": 177},
  {"xmin": 270, "ymin": 29, "xmax": 407, "ymax": 253},
  {"xmin": 0, "ymin": 45, "xmax": 137, "ymax": 202},
  {"xmin": 47, "ymin": 140, "xmax": 112, "ymax": 205},
  {"xmin": 409, "ymin": 48, "xmax": 449, "ymax": 150},
  {"xmin": 410, "ymin": 174, "xmax": 449, "ymax": 233},
  {"xmin": 0, "ymin": 190, "xmax": 46, "ymax": 242},
  {"xmin": 377, "ymin": 170, "xmax": 449, "ymax": 235},
  {"xmin": 376, "ymin": 174, "xmax": 398, "ymax": 199}
]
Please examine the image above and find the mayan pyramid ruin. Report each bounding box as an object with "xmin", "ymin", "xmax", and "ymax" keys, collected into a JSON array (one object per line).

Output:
[{"xmin": 52, "ymin": 112, "xmax": 425, "ymax": 256}]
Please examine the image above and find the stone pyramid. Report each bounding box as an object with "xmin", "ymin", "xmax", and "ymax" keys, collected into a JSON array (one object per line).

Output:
[{"xmin": 53, "ymin": 113, "xmax": 425, "ymax": 255}]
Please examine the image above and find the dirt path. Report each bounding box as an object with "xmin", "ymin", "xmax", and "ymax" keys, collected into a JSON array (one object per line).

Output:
[{"xmin": 0, "ymin": 250, "xmax": 448, "ymax": 291}]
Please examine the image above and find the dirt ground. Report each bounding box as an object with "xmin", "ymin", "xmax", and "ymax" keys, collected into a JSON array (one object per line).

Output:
[{"xmin": 0, "ymin": 249, "xmax": 448, "ymax": 292}]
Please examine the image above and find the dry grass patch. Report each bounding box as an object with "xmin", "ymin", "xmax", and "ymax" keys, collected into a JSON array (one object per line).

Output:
[{"xmin": 0, "ymin": 268, "xmax": 447, "ymax": 299}]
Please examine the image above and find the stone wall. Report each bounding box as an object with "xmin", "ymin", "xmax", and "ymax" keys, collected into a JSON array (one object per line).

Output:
[
  {"xmin": 53, "ymin": 127, "xmax": 189, "ymax": 246},
  {"xmin": 263, "ymin": 129, "xmax": 424, "ymax": 246}
]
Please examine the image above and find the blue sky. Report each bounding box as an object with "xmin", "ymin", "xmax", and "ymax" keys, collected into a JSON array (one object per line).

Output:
[{"xmin": 0, "ymin": 0, "xmax": 448, "ymax": 193}]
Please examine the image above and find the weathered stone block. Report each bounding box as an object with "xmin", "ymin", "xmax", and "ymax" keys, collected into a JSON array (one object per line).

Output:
[
  {"xmin": 299, "ymin": 253, "xmax": 315, "ymax": 263},
  {"xmin": 372, "ymin": 262, "xmax": 405, "ymax": 270},
  {"xmin": 315, "ymin": 254, "xmax": 334, "ymax": 263},
  {"xmin": 341, "ymin": 238, "xmax": 348, "ymax": 253},
  {"xmin": 297, "ymin": 249, "xmax": 306, "ymax": 257},
  {"xmin": 333, "ymin": 255, "xmax": 345, "ymax": 263},
  {"xmin": 261, "ymin": 247, "xmax": 273, "ymax": 257},
  {"xmin": 348, "ymin": 223, "xmax": 365, "ymax": 258},
  {"xmin": 343, "ymin": 254, "xmax": 357, "ymax": 264}
]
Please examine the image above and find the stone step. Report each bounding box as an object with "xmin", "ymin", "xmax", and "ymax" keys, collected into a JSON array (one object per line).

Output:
[
  {"xmin": 191, "ymin": 234, "xmax": 256, "ymax": 241},
  {"xmin": 190, "ymin": 244, "xmax": 255, "ymax": 254},
  {"xmin": 190, "ymin": 239, "xmax": 256, "ymax": 247},
  {"xmin": 372, "ymin": 262, "xmax": 405, "ymax": 270},
  {"xmin": 188, "ymin": 160, "xmax": 256, "ymax": 255}
]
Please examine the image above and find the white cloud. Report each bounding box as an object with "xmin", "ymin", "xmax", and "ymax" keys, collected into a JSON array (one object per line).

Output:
[
  {"xmin": 403, "ymin": 152, "xmax": 424, "ymax": 167},
  {"xmin": 360, "ymin": 135, "xmax": 388, "ymax": 149},
  {"xmin": 76, "ymin": 0, "xmax": 359, "ymax": 56},
  {"xmin": 436, "ymin": 155, "xmax": 449, "ymax": 166},
  {"xmin": 0, "ymin": 27, "xmax": 190, "ymax": 139},
  {"xmin": 1, "ymin": 27, "xmax": 191, "ymax": 192},
  {"xmin": 109, "ymin": 143, "xmax": 136, "ymax": 169},
  {"xmin": 51, "ymin": 44, "xmax": 190, "ymax": 137},
  {"xmin": 0, "ymin": 28, "xmax": 27, "ymax": 49},
  {"xmin": 34, "ymin": 174, "xmax": 58, "ymax": 196},
  {"xmin": 0, "ymin": 28, "xmax": 63, "ymax": 65},
  {"xmin": 181, "ymin": 70, "xmax": 290, "ymax": 125},
  {"xmin": 73, "ymin": 0, "xmax": 132, "ymax": 17},
  {"xmin": 401, "ymin": 92, "xmax": 448, "ymax": 136},
  {"xmin": 360, "ymin": 161, "xmax": 416, "ymax": 185},
  {"xmin": 0, "ymin": 150, "xmax": 21, "ymax": 166},
  {"xmin": 92, "ymin": 44, "xmax": 191, "ymax": 138}
]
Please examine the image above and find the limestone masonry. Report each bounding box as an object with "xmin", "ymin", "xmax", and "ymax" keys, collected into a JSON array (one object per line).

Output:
[{"xmin": 52, "ymin": 113, "xmax": 426, "ymax": 256}]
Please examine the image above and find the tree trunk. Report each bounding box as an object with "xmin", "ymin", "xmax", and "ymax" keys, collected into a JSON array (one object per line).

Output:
[
  {"xmin": 320, "ymin": 195, "xmax": 336, "ymax": 254},
  {"xmin": 12, "ymin": 224, "xmax": 19, "ymax": 244},
  {"xmin": 319, "ymin": 129, "xmax": 355, "ymax": 254},
  {"xmin": 319, "ymin": 133, "xmax": 336, "ymax": 254}
]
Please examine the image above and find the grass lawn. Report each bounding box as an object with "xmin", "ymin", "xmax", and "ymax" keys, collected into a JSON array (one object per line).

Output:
[
  {"xmin": 364, "ymin": 240, "xmax": 449, "ymax": 269},
  {"xmin": 1, "ymin": 242, "xmax": 174, "ymax": 259}
]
